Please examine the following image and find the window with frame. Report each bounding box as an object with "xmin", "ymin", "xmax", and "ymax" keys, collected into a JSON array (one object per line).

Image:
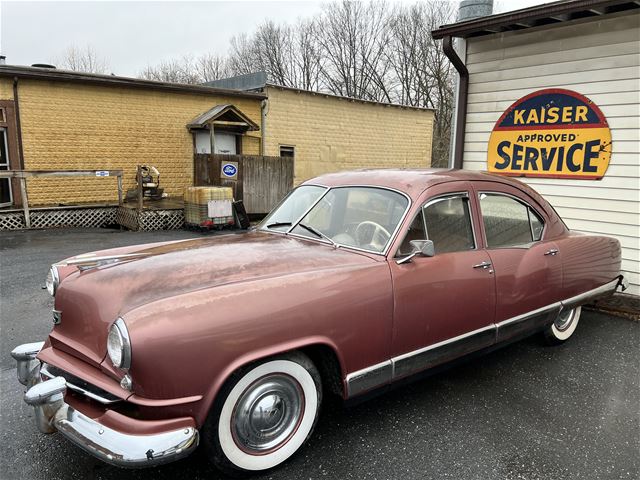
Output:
[
  {"xmin": 279, "ymin": 145, "xmax": 295, "ymax": 158},
  {"xmin": 479, "ymin": 193, "xmax": 545, "ymax": 248},
  {"xmin": 397, "ymin": 194, "xmax": 475, "ymax": 256}
]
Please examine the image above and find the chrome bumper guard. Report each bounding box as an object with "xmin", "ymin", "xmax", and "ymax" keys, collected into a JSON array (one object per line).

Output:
[{"xmin": 11, "ymin": 343, "xmax": 199, "ymax": 468}]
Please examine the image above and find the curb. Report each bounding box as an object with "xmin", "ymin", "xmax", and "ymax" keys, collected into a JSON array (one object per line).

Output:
[{"xmin": 585, "ymin": 293, "xmax": 640, "ymax": 321}]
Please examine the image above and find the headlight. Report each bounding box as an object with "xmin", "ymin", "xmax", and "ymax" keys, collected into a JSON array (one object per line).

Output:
[
  {"xmin": 45, "ymin": 265, "xmax": 59, "ymax": 296},
  {"xmin": 107, "ymin": 318, "xmax": 131, "ymax": 369}
]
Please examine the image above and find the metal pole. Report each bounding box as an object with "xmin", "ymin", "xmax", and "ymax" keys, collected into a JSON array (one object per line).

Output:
[{"xmin": 19, "ymin": 176, "xmax": 30, "ymax": 228}]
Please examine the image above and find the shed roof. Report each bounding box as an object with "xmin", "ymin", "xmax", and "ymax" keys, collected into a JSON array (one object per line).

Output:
[
  {"xmin": 0, "ymin": 65, "xmax": 267, "ymax": 100},
  {"xmin": 187, "ymin": 104, "xmax": 259, "ymax": 131},
  {"xmin": 431, "ymin": 0, "xmax": 639, "ymax": 39}
]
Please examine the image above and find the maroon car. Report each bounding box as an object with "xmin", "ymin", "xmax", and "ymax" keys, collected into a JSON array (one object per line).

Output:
[{"xmin": 12, "ymin": 169, "xmax": 626, "ymax": 475}]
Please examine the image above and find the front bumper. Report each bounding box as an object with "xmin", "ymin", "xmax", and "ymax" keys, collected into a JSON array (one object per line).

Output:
[{"xmin": 11, "ymin": 342, "xmax": 199, "ymax": 468}]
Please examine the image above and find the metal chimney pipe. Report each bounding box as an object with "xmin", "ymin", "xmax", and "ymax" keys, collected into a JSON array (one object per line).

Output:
[{"xmin": 458, "ymin": 0, "xmax": 493, "ymax": 21}]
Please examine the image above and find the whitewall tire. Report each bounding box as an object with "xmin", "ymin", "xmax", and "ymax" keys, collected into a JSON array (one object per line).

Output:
[
  {"xmin": 544, "ymin": 306, "xmax": 581, "ymax": 345},
  {"xmin": 203, "ymin": 352, "xmax": 322, "ymax": 476}
]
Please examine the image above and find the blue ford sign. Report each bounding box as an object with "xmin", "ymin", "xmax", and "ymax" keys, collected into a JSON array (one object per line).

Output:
[{"xmin": 222, "ymin": 163, "xmax": 238, "ymax": 178}]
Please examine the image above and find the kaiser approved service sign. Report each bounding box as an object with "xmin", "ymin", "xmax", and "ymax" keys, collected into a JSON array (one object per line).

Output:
[{"xmin": 487, "ymin": 89, "xmax": 611, "ymax": 179}]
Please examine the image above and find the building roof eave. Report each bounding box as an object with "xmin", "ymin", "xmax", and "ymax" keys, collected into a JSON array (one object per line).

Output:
[
  {"xmin": 431, "ymin": 0, "xmax": 638, "ymax": 39},
  {"xmin": 0, "ymin": 65, "xmax": 267, "ymax": 100}
]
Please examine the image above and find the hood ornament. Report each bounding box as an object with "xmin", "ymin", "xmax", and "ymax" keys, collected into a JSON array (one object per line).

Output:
[{"xmin": 60, "ymin": 253, "xmax": 152, "ymax": 271}]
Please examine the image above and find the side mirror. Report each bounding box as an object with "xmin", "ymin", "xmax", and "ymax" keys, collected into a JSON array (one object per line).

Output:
[
  {"xmin": 410, "ymin": 239, "xmax": 435, "ymax": 257},
  {"xmin": 396, "ymin": 240, "xmax": 435, "ymax": 264}
]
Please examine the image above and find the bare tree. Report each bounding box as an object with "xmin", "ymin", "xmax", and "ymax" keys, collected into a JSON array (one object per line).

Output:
[
  {"xmin": 139, "ymin": 55, "xmax": 202, "ymax": 84},
  {"xmin": 227, "ymin": 33, "xmax": 262, "ymax": 76},
  {"xmin": 137, "ymin": 0, "xmax": 456, "ymax": 165},
  {"xmin": 196, "ymin": 53, "xmax": 231, "ymax": 82},
  {"xmin": 292, "ymin": 19, "xmax": 323, "ymax": 90},
  {"xmin": 56, "ymin": 46, "xmax": 109, "ymax": 74},
  {"xmin": 385, "ymin": 1, "xmax": 456, "ymax": 166},
  {"xmin": 315, "ymin": 1, "xmax": 392, "ymax": 102}
]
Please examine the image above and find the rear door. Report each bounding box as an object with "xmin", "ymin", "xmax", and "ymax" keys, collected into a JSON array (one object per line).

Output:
[
  {"xmin": 389, "ymin": 181, "xmax": 496, "ymax": 379},
  {"xmin": 471, "ymin": 181, "xmax": 563, "ymax": 342}
]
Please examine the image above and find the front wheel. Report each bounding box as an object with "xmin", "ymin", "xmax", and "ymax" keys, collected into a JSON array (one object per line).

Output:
[
  {"xmin": 202, "ymin": 352, "xmax": 322, "ymax": 476},
  {"xmin": 543, "ymin": 306, "xmax": 581, "ymax": 345}
]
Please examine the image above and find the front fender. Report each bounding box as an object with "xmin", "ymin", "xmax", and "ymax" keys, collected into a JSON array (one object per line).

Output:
[{"xmin": 123, "ymin": 262, "xmax": 393, "ymax": 426}]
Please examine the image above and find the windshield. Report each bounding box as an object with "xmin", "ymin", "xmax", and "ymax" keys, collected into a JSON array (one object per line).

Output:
[
  {"xmin": 260, "ymin": 185, "xmax": 327, "ymax": 231},
  {"xmin": 261, "ymin": 186, "xmax": 408, "ymax": 254}
]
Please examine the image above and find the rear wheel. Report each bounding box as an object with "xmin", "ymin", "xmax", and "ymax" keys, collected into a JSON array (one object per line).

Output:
[
  {"xmin": 544, "ymin": 306, "xmax": 581, "ymax": 345},
  {"xmin": 202, "ymin": 352, "xmax": 322, "ymax": 476}
]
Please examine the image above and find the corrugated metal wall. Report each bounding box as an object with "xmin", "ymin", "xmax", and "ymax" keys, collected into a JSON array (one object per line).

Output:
[{"xmin": 462, "ymin": 11, "xmax": 640, "ymax": 295}]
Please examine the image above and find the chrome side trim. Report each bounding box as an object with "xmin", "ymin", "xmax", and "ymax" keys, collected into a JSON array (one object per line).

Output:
[
  {"xmin": 347, "ymin": 325, "xmax": 495, "ymax": 397},
  {"xmin": 394, "ymin": 327, "xmax": 495, "ymax": 380},
  {"xmin": 345, "ymin": 360, "xmax": 392, "ymax": 397},
  {"xmin": 392, "ymin": 324, "xmax": 495, "ymax": 364},
  {"xmin": 345, "ymin": 278, "xmax": 623, "ymax": 398},
  {"xmin": 495, "ymin": 304, "xmax": 560, "ymax": 344},
  {"xmin": 561, "ymin": 278, "xmax": 619, "ymax": 310},
  {"xmin": 495, "ymin": 302, "xmax": 561, "ymax": 329}
]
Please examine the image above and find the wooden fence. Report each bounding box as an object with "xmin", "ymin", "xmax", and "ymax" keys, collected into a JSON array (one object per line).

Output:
[{"xmin": 194, "ymin": 154, "xmax": 294, "ymax": 214}]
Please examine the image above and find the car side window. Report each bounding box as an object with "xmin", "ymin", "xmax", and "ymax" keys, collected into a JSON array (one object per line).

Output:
[
  {"xmin": 480, "ymin": 193, "xmax": 545, "ymax": 248},
  {"xmin": 423, "ymin": 196, "xmax": 475, "ymax": 254}
]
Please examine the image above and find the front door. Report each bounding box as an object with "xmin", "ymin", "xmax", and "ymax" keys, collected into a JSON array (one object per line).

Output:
[
  {"xmin": 0, "ymin": 128, "xmax": 12, "ymax": 207},
  {"xmin": 389, "ymin": 182, "xmax": 496, "ymax": 380}
]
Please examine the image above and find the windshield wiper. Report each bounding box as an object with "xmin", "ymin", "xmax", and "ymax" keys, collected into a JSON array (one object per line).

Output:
[
  {"xmin": 298, "ymin": 223, "xmax": 337, "ymax": 247},
  {"xmin": 265, "ymin": 221, "xmax": 292, "ymax": 229}
]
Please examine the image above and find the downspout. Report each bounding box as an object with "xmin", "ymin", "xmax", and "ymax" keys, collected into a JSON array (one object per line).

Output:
[
  {"xmin": 12, "ymin": 77, "xmax": 25, "ymax": 169},
  {"xmin": 260, "ymin": 99, "xmax": 268, "ymax": 156},
  {"xmin": 442, "ymin": 36, "xmax": 468, "ymax": 170}
]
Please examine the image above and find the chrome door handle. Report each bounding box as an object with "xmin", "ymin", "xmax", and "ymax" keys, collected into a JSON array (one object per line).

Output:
[
  {"xmin": 473, "ymin": 261, "xmax": 492, "ymax": 269},
  {"xmin": 544, "ymin": 248, "xmax": 559, "ymax": 256}
]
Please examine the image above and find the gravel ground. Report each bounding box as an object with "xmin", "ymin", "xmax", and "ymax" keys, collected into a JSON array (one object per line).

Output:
[{"xmin": 1, "ymin": 227, "xmax": 638, "ymax": 480}]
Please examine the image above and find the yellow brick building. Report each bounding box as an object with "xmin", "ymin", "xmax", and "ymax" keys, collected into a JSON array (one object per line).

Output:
[
  {"xmin": 262, "ymin": 86, "xmax": 434, "ymax": 184},
  {"xmin": 0, "ymin": 66, "xmax": 433, "ymax": 209}
]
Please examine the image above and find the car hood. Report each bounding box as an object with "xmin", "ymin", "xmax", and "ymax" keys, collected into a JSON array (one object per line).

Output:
[{"xmin": 48, "ymin": 231, "xmax": 376, "ymax": 367}]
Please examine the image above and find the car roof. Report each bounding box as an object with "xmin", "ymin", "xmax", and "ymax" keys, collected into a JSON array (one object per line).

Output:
[{"xmin": 303, "ymin": 168, "xmax": 522, "ymax": 199}]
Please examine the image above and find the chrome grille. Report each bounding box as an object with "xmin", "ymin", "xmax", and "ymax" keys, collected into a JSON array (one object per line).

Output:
[{"xmin": 40, "ymin": 363, "xmax": 122, "ymax": 404}]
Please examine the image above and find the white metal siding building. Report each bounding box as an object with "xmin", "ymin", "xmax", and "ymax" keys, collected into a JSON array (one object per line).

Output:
[{"xmin": 434, "ymin": 1, "xmax": 640, "ymax": 295}]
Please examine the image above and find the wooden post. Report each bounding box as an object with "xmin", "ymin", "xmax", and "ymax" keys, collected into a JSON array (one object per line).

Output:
[
  {"xmin": 19, "ymin": 176, "xmax": 30, "ymax": 228},
  {"xmin": 136, "ymin": 165, "xmax": 143, "ymax": 211},
  {"xmin": 117, "ymin": 174, "xmax": 123, "ymax": 206},
  {"xmin": 209, "ymin": 125, "xmax": 216, "ymax": 155}
]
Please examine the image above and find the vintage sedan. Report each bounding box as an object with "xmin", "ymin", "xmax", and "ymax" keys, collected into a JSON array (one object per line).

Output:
[{"xmin": 12, "ymin": 169, "xmax": 626, "ymax": 475}]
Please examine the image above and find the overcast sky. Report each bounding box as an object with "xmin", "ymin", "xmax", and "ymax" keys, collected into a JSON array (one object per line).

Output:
[{"xmin": 1, "ymin": 0, "xmax": 545, "ymax": 77}]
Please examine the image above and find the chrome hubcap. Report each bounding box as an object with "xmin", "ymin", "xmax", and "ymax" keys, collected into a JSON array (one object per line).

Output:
[
  {"xmin": 232, "ymin": 374, "xmax": 304, "ymax": 454},
  {"xmin": 555, "ymin": 308, "xmax": 575, "ymax": 331}
]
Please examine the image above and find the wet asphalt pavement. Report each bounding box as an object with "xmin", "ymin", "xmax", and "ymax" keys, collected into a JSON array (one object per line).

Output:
[{"xmin": 1, "ymin": 228, "xmax": 638, "ymax": 480}]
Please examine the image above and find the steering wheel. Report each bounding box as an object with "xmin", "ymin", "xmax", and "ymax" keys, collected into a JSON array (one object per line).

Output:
[{"xmin": 355, "ymin": 221, "xmax": 391, "ymax": 250}]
